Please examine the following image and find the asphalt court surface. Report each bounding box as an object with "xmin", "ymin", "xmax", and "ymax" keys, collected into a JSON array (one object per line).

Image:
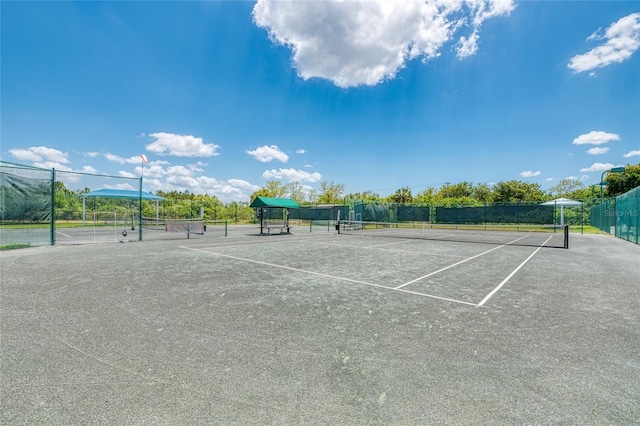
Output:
[
  {"xmin": 183, "ymin": 230, "xmax": 566, "ymax": 306},
  {"xmin": 2, "ymin": 225, "xmax": 639, "ymax": 424}
]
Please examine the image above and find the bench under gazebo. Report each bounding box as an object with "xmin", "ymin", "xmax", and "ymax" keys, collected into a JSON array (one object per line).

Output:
[{"xmin": 249, "ymin": 196, "xmax": 300, "ymax": 234}]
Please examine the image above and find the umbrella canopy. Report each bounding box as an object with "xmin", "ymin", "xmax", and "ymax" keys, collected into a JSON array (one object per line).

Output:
[
  {"xmin": 541, "ymin": 198, "xmax": 583, "ymax": 226},
  {"xmin": 541, "ymin": 198, "xmax": 583, "ymax": 207}
]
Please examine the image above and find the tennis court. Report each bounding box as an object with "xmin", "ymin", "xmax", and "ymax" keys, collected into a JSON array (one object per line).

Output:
[{"xmin": 1, "ymin": 225, "xmax": 639, "ymax": 424}]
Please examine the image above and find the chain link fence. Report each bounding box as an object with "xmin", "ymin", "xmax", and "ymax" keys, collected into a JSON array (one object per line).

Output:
[
  {"xmin": 0, "ymin": 161, "xmax": 54, "ymax": 247},
  {"xmin": 592, "ymin": 186, "xmax": 640, "ymax": 244}
]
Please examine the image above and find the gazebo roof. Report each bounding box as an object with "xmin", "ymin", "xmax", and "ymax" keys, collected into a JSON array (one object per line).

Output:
[{"xmin": 249, "ymin": 196, "xmax": 300, "ymax": 209}]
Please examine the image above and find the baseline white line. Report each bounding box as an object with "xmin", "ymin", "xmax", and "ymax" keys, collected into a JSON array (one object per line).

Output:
[
  {"xmin": 394, "ymin": 234, "xmax": 531, "ymax": 290},
  {"xmin": 180, "ymin": 246, "xmax": 476, "ymax": 306},
  {"xmin": 477, "ymin": 235, "xmax": 553, "ymax": 307}
]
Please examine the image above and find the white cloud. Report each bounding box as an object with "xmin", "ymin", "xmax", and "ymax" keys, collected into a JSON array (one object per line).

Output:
[
  {"xmin": 580, "ymin": 162, "xmax": 624, "ymax": 172},
  {"xmin": 102, "ymin": 153, "xmax": 151, "ymax": 165},
  {"xmin": 262, "ymin": 168, "xmax": 322, "ymax": 182},
  {"xmin": 104, "ymin": 153, "xmax": 127, "ymax": 164},
  {"xmin": 456, "ymin": 30, "xmax": 480, "ymax": 58},
  {"xmin": 296, "ymin": 149, "xmax": 306, "ymax": 154},
  {"xmin": 147, "ymin": 132, "xmax": 220, "ymax": 157},
  {"xmin": 568, "ymin": 12, "xmax": 640, "ymax": 73},
  {"xmin": 161, "ymin": 174, "xmax": 254, "ymax": 202},
  {"xmin": 9, "ymin": 146, "xmax": 70, "ymax": 164},
  {"xmin": 624, "ymin": 150, "xmax": 640, "ymax": 158},
  {"xmin": 546, "ymin": 177, "xmax": 555, "ymax": 182},
  {"xmin": 246, "ymin": 145, "xmax": 289, "ymax": 163},
  {"xmin": 587, "ymin": 147, "xmax": 609, "ymax": 155},
  {"xmin": 520, "ymin": 170, "xmax": 541, "ymax": 178},
  {"xmin": 253, "ymin": 0, "xmax": 515, "ymax": 88},
  {"xmin": 166, "ymin": 165, "xmax": 195, "ymax": 177},
  {"xmin": 105, "ymin": 183, "xmax": 137, "ymax": 190},
  {"xmin": 572, "ymin": 131, "xmax": 620, "ymax": 145},
  {"xmin": 228, "ymin": 179, "xmax": 261, "ymax": 191},
  {"xmin": 119, "ymin": 171, "xmax": 137, "ymax": 179},
  {"xmin": 33, "ymin": 161, "xmax": 72, "ymax": 171},
  {"xmin": 137, "ymin": 163, "xmax": 165, "ymax": 178}
]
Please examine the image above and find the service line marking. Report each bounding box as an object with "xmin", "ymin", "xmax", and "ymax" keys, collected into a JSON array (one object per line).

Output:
[
  {"xmin": 394, "ymin": 234, "xmax": 530, "ymax": 290},
  {"xmin": 477, "ymin": 235, "xmax": 553, "ymax": 307},
  {"xmin": 180, "ymin": 246, "xmax": 476, "ymax": 306}
]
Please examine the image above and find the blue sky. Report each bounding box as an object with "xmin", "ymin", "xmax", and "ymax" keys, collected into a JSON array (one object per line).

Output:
[{"xmin": 2, "ymin": 1, "xmax": 639, "ymax": 202}]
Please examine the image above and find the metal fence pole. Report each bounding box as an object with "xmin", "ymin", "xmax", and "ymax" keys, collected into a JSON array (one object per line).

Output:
[{"xmin": 51, "ymin": 168, "xmax": 56, "ymax": 245}]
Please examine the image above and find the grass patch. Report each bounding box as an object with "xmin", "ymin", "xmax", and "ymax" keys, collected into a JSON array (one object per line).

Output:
[{"xmin": 0, "ymin": 243, "xmax": 32, "ymax": 251}]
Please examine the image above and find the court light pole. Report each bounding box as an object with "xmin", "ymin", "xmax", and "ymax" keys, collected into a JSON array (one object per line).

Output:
[{"xmin": 599, "ymin": 166, "xmax": 625, "ymax": 198}]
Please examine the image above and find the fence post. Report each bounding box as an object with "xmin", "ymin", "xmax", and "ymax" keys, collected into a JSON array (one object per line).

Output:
[
  {"xmin": 51, "ymin": 168, "xmax": 56, "ymax": 245},
  {"xmin": 138, "ymin": 178, "xmax": 143, "ymax": 241}
]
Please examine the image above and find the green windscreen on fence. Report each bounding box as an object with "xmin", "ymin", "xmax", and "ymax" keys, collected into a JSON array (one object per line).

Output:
[
  {"xmin": 435, "ymin": 203, "xmax": 554, "ymax": 225},
  {"xmin": 590, "ymin": 199, "xmax": 616, "ymax": 235},
  {"xmin": 0, "ymin": 161, "xmax": 54, "ymax": 247},
  {"xmin": 291, "ymin": 205, "xmax": 342, "ymax": 221},
  {"xmin": 614, "ymin": 186, "xmax": 639, "ymax": 244},
  {"xmin": 339, "ymin": 200, "xmax": 578, "ymax": 227}
]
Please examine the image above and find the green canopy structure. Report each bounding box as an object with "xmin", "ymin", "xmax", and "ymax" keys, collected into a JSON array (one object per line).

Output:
[
  {"xmin": 81, "ymin": 188, "xmax": 165, "ymax": 228},
  {"xmin": 249, "ymin": 197, "xmax": 300, "ymax": 234},
  {"xmin": 249, "ymin": 196, "xmax": 300, "ymax": 209},
  {"xmin": 82, "ymin": 188, "xmax": 165, "ymax": 201}
]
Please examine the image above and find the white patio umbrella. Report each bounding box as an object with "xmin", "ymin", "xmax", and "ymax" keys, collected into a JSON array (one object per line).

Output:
[{"xmin": 541, "ymin": 198, "xmax": 583, "ymax": 226}]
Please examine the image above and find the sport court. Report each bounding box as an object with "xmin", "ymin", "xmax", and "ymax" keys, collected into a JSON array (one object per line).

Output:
[{"xmin": 1, "ymin": 225, "xmax": 639, "ymax": 424}]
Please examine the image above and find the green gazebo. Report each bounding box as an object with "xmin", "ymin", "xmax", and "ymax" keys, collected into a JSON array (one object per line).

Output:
[{"xmin": 249, "ymin": 196, "xmax": 300, "ymax": 234}]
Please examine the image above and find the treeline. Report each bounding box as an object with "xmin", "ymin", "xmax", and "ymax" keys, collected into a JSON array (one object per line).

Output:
[
  {"xmin": 250, "ymin": 162, "xmax": 640, "ymax": 205},
  {"xmin": 52, "ymin": 163, "xmax": 639, "ymax": 223}
]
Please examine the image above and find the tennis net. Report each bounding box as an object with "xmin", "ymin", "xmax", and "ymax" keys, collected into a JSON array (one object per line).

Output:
[{"xmin": 338, "ymin": 221, "xmax": 569, "ymax": 249}]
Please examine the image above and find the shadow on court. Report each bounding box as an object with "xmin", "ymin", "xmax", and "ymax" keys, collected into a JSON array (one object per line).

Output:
[{"xmin": 1, "ymin": 226, "xmax": 639, "ymax": 424}]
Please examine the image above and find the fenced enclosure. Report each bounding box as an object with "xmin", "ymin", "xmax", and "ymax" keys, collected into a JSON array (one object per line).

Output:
[
  {"xmin": 592, "ymin": 185, "xmax": 640, "ymax": 244},
  {"xmin": 0, "ymin": 162, "xmax": 54, "ymax": 247},
  {"xmin": 1, "ymin": 162, "xmax": 239, "ymax": 246},
  {"xmin": 329, "ymin": 200, "xmax": 584, "ymax": 227},
  {"xmin": 615, "ymin": 186, "xmax": 640, "ymax": 244}
]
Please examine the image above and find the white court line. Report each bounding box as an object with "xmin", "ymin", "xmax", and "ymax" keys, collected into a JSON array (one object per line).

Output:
[
  {"xmin": 477, "ymin": 235, "xmax": 553, "ymax": 307},
  {"xmin": 394, "ymin": 234, "xmax": 530, "ymax": 290},
  {"xmin": 180, "ymin": 246, "xmax": 477, "ymax": 306}
]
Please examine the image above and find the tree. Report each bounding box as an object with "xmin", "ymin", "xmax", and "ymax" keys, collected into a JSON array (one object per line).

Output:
[
  {"xmin": 472, "ymin": 183, "xmax": 494, "ymax": 203},
  {"xmin": 437, "ymin": 182, "xmax": 474, "ymax": 199},
  {"xmin": 285, "ymin": 181, "xmax": 306, "ymax": 204},
  {"xmin": 606, "ymin": 163, "xmax": 640, "ymax": 197},
  {"xmin": 492, "ymin": 180, "xmax": 544, "ymax": 202},
  {"xmin": 548, "ymin": 178, "xmax": 584, "ymax": 199},
  {"xmin": 316, "ymin": 181, "xmax": 345, "ymax": 204},
  {"xmin": 250, "ymin": 180, "xmax": 286, "ymax": 201},
  {"xmin": 389, "ymin": 187, "xmax": 413, "ymax": 203},
  {"xmin": 414, "ymin": 187, "xmax": 437, "ymax": 204},
  {"xmin": 345, "ymin": 191, "xmax": 381, "ymax": 202}
]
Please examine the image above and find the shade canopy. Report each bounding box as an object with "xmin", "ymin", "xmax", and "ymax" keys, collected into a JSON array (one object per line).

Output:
[
  {"xmin": 82, "ymin": 188, "xmax": 165, "ymax": 201},
  {"xmin": 541, "ymin": 198, "xmax": 583, "ymax": 226},
  {"xmin": 249, "ymin": 196, "xmax": 300, "ymax": 209},
  {"xmin": 540, "ymin": 198, "xmax": 583, "ymax": 207}
]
